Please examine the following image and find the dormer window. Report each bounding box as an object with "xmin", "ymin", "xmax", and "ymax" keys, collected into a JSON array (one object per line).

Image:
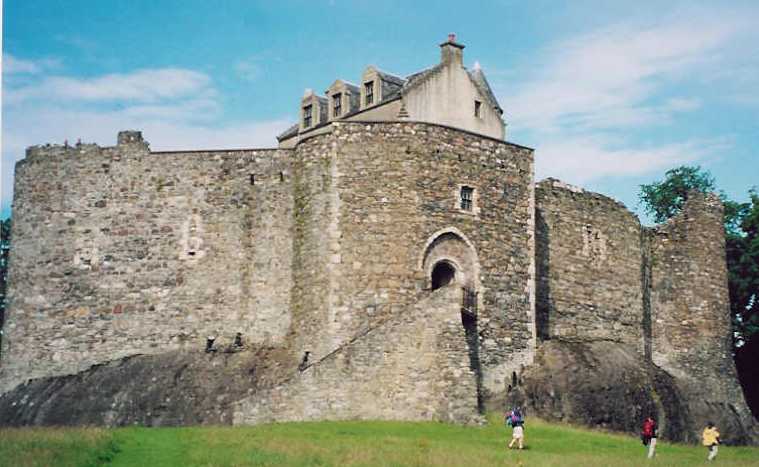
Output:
[
  {"xmin": 364, "ymin": 81, "xmax": 374, "ymax": 105},
  {"xmin": 474, "ymin": 100, "xmax": 482, "ymax": 118},
  {"xmin": 333, "ymin": 93, "xmax": 342, "ymax": 117},
  {"xmin": 303, "ymin": 105, "xmax": 313, "ymax": 128}
]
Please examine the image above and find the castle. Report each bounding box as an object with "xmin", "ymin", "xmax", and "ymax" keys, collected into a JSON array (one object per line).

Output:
[{"xmin": 1, "ymin": 36, "xmax": 755, "ymax": 442}]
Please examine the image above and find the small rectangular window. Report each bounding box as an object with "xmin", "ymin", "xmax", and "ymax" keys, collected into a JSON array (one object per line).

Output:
[
  {"xmin": 333, "ymin": 93, "xmax": 342, "ymax": 117},
  {"xmin": 474, "ymin": 100, "xmax": 482, "ymax": 118},
  {"xmin": 460, "ymin": 186, "xmax": 473, "ymax": 211},
  {"xmin": 303, "ymin": 105, "xmax": 313, "ymax": 128},
  {"xmin": 250, "ymin": 174, "xmax": 255, "ymax": 185},
  {"xmin": 364, "ymin": 81, "xmax": 374, "ymax": 105}
]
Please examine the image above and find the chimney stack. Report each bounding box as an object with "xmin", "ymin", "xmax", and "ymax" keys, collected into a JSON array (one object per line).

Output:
[{"xmin": 440, "ymin": 33, "xmax": 465, "ymax": 67}]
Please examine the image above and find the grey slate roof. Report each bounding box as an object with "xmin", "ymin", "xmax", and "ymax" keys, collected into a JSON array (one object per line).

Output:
[
  {"xmin": 342, "ymin": 82, "xmax": 360, "ymax": 94},
  {"xmin": 403, "ymin": 64, "xmax": 443, "ymax": 90},
  {"xmin": 375, "ymin": 69, "xmax": 406, "ymax": 87},
  {"xmin": 277, "ymin": 123, "xmax": 299, "ymax": 141}
]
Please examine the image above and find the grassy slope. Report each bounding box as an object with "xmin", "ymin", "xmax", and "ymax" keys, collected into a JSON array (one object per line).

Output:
[
  {"xmin": 1, "ymin": 416, "xmax": 757, "ymax": 466},
  {"xmin": 0, "ymin": 427, "xmax": 118, "ymax": 467}
]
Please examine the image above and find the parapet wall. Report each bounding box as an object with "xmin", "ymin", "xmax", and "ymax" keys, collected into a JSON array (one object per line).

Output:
[
  {"xmin": 1, "ymin": 133, "xmax": 294, "ymax": 393},
  {"xmin": 535, "ymin": 178, "xmax": 643, "ymax": 347}
]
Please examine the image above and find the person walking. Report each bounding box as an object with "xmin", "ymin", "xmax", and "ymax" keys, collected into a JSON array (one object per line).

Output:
[
  {"xmin": 641, "ymin": 416, "xmax": 658, "ymax": 459},
  {"xmin": 702, "ymin": 421, "xmax": 720, "ymax": 461},
  {"xmin": 506, "ymin": 407, "xmax": 525, "ymax": 450}
]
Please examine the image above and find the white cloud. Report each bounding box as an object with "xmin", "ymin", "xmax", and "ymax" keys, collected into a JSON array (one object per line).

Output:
[
  {"xmin": 495, "ymin": 8, "xmax": 758, "ymax": 185},
  {"xmin": 1, "ymin": 61, "xmax": 295, "ymax": 216},
  {"xmin": 120, "ymin": 96, "xmax": 222, "ymax": 122},
  {"xmin": 504, "ymin": 15, "xmax": 744, "ymax": 132},
  {"xmin": 6, "ymin": 68, "xmax": 214, "ymax": 104},
  {"xmin": 533, "ymin": 135, "xmax": 729, "ymax": 185},
  {"xmin": 1, "ymin": 102, "xmax": 291, "ymax": 215},
  {"xmin": 3, "ymin": 105, "xmax": 289, "ymax": 153},
  {"xmin": 663, "ymin": 97, "xmax": 701, "ymax": 113},
  {"xmin": 4, "ymin": 55, "xmax": 60, "ymax": 74}
]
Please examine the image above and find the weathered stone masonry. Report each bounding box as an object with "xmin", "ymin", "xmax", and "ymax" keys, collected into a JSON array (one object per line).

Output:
[
  {"xmin": 2, "ymin": 133, "xmax": 294, "ymax": 393},
  {"xmin": 235, "ymin": 287, "xmax": 480, "ymax": 425},
  {"xmin": 297, "ymin": 122, "xmax": 536, "ymax": 395},
  {"xmin": 535, "ymin": 178, "xmax": 643, "ymax": 347},
  {"xmin": 1, "ymin": 122, "xmax": 535, "ymax": 425},
  {"xmin": 531, "ymin": 179, "xmax": 756, "ymax": 443},
  {"xmin": 647, "ymin": 193, "xmax": 755, "ymax": 441}
]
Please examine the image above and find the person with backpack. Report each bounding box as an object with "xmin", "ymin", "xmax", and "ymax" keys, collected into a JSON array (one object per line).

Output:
[
  {"xmin": 641, "ymin": 416, "xmax": 658, "ymax": 459},
  {"xmin": 506, "ymin": 407, "xmax": 525, "ymax": 449},
  {"xmin": 702, "ymin": 421, "xmax": 720, "ymax": 461}
]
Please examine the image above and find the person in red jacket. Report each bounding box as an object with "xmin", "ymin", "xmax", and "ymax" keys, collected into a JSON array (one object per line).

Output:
[{"xmin": 641, "ymin": 416, "xmax": 658, "ymax": 459}]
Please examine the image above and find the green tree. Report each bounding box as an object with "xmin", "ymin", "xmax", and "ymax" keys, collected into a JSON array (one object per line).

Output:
[
  {"xmin": 639, "ymin": 166, "xmax": 718, "ymax": 224},
  {"xmin": 727, "ymin": 189, "xmax": 759, "ymax": 343}
]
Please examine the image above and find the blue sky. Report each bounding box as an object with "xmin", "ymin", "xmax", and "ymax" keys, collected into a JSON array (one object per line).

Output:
[{"xmin": 3, "ymin": 0, "xmax": 758, "ymax": 221}]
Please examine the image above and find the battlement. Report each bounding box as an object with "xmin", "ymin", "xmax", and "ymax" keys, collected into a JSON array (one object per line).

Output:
[
  {"xmin": 117, "ymin": 130, "xmax": 145, "ymax": 146},
  {"xmin": 24, "ymin": 142, "xmax": 102, "ymax": 160},
  {"xmin": 23, "ymin": 130, "xmax": 152, "ymax": 163}
]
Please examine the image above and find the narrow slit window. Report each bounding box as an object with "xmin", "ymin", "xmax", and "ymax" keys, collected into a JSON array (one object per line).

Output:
[
  {"xmin": 280, "ymin": 172, "xmax": 285, "ymax": 182},
  {"xmin": 333, "ymin": 93, "xmax": 342, "ymax": 117},
  {"xmin": 364, "ymin": 81, "xmax": 374, "ymax": 105},
  {"xmin": 474, "ymin": 100, "xmax": 482, "ymax": 118},
  {"xmin": 250, "ymin": 174, "xmax": 255, "ymax": 185},
  {"xmin": 303, "ymin": 104, "xmax": 313, "ymax": 128},
  {"xmin": 460, "ymin": 186, "xmax": 474, "ymax": 211}
]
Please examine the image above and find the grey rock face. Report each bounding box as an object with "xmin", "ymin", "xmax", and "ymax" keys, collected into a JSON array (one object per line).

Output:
[{"xmin": 0, "ymin": 346, "xmax": 294, "ymax": 427}]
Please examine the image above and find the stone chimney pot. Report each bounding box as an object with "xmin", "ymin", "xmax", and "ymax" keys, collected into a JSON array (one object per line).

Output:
[{"xmin": 440, "ymin": 33, "xmax": 465, "ymax": 66}]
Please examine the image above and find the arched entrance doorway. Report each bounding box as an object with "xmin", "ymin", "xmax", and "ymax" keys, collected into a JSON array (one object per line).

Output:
[
  {"xmin": 431, "ymin": 261, "xmax": 456, "ymax": 290},
  {"xmin": 420, "ymin": 229, "xmax": 484, "ymax": 412}
]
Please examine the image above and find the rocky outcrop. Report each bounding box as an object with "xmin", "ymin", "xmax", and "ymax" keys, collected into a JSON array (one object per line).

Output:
[
  {"xmin": 508, "ymin": 341, "xmax": 758, "ymax": 445},
  {"xmin": 0, "ymin": 346, "xmax": 294, "ymax": 427}
]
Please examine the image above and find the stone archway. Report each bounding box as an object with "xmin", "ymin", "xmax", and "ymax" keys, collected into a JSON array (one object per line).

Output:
[
  {"xmin": 420, "ymin": 228, "xmax": 484, "ymax": 412},
  {"xmin": 420, "ymin": 229, "xmax": 479, "ymax": 291},
  {"xmin": 431, "ymin": 261, "xmax": 457, "ymax": 290}
]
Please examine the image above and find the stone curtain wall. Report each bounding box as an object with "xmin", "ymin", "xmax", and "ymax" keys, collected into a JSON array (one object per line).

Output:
[
  {"xmin": 648, "ymin": 193, "xmax": 756, "ymax": 441},
  {"xmin": 535, "ymin": 179, "xmax": 643, "ymax": 347},
  {"xmin": 1, "ymin": 122, "xmax": 534, "ymax": 400},
  {"xmin": 234, "ymin": 286, "xmax": 481, "ymax": 425},
  {"xmin": 328, "ymin": 122, "xmax": 535, "ymax": 397},
  {"xmin": 1, "ymin": 134, "xmax": 294, "ymax": 393},
  {"xmin": 532, "ymin": 183, "xmax": 756, "ymax": 442}
]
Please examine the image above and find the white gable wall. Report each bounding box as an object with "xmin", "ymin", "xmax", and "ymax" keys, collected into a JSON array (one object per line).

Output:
[{"xmin": 403, "ymin": 63, "xmax": 504, "ymax": 140}]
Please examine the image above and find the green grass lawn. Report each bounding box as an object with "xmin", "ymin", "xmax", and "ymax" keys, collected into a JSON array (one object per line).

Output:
[{"xmin": 1, "ymin": 415, "xmax": 757, "ymax": 466}]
